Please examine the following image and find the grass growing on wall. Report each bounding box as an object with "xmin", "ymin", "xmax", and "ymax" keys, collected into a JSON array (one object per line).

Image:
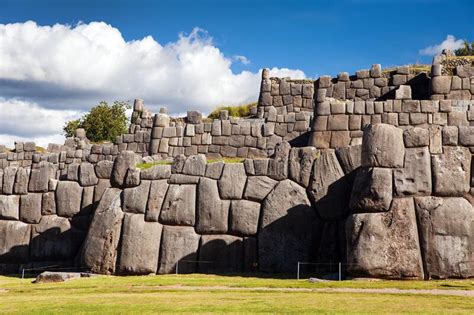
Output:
[
  {"xmin": 207, "ymin": 157, "xmax": 245, "ymax": 164},
  {"xmin": 136, "ymin": 158, "xmax": 244, "ymax": 169},
  {"xmin": 207, "ymin": 102, "xmax": 257, "ymax": 119},
  {"xmin": 382, "ymin": 64, "xmax": 431, "ymax": 75},
  {"xmin": 136, "ymin": 161, "xmax": 173, "ymax": 169}
]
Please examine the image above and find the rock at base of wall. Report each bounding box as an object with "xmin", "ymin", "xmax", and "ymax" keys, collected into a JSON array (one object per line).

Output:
[
  {"xmin": 198, "ymin": 235, "xmax": 243, "ymax": 273},
  {"xmin": 158, "ymin": 225, "xmax": 200, "ymax": 274},
  {"xmin": 415, "ymin": 197, "xmax": 474, "ymax": 279},
  {"xmin": 117, "ymin": 213, "xmax": 162, "ymax": 275},
  {"xmin": 0, "ymin": 220, "xmax": 31, "ymax": 262},
  {"xmin": 259, "ymin": 179, "xmax": 316, "ymax": 273},
  {"xmin": 346, "ymin": 198, "xmax": 424, "ymax": 279},
  {"xmin": 229, "ymin": 200, "xmax": 260, "ymax": 236}
]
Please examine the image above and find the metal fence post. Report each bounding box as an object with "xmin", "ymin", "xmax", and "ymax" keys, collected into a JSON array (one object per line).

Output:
[
  {"xmin": 175, "ymin": 261, "xmax": 179, "ymax": 275},
  {"xmin": 297, "ymin": 262, "xmax": 300, "ymax": 280},
  {"xmin": 21, "ymin": 269, "xmax": 25, "ymax": 279},
  {"xmin": 338, "ymin": 262, "xmax": 341, "ymax": 281}
]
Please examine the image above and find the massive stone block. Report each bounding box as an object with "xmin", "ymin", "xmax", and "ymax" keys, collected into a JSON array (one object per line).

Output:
[
  {"xmin": 335, "ymin": 145, "xmax": 362, "ymax": 174},
  {"xmin": 182, "ymin": 154, "xmax": 206, "ymax": 176},
  {"xmin": 29, "ymin": 162, "xmax": 51, "ymax": 193},
  {"xmin": 415, "ymin": 197, "xmax": 474, "ymax": 278},
  {"xmin": 41, "ymin": 192, "xmax": 56, "ymax": 215},
  {"xmin": 19, "ymin": 193, "xmax": 42, "ymax": 224},
  {"xmin": 361, "ymin": 124, "xmax": 405, "ymax": 168},
  {"xmin": 81, "ymin": 188, "xmax": 124, "ymax": 274},
  {"xmin": 158, "ymin": 225, "xmax": 200, "ymax": 274},
  {"xmin": 0, "ymin": 195, "xmax": 20, "ymax": 220},
  {"xmin": 56, "ymin": 181, "xmax": 83, "ymax": 218},
  {"xmin": 2, "ymin": 166, "xmax": 17, "ymax": 195},
  {"xmin": 0, "ymin": 220, "xmax": 31, "ymax": 262},
  {"xmin": 432, "ymin": 146, "xmax": 470, "ymax": 196},
  {"xmin": 160, "ymin": 184, "xmax": 196, "ymax": 226},
  {"xmin": 346, "ymin": 198, "xmax": 424, "ymax": 279},
  {"xmin": 267, "ymin": 141, "xmax": 291, "ymax": 180},
  {"xmin": 350, "ymin": 167, "xmax": 393, "ymax": 213},
  {"xmin": 79, "ymin": 162, "xmax": 99, "ymax": 186},
  {"xmin": 243, "ymin": 176, "xmax": 277, "ymax": 202},
  {"xmin": 145, "ymin": 179, "xmax": 168, "ymax": 222},
  {"xmin": 118, "ymin": 213, "xmax": 162, "ymax": 275},
  {"xmin": 308, "ymin": 150, "xmax": 350, "ymax": 220},
  {"xmin": 198, "ymin": 234, "xmax": 243, "ymax": 273},
  {"xmin": 140, "ymin": 165, "xmax": 171, "ymax": 180},
  {"xmin": 95, "ymin": 160, "xmax": 114, "ymax": 179},
  {"xmin": 394, "ymin": 147, "xmax": 432, "ymax": 196},
  {"xmin": 111, "ymin": 151, "xmax": 139, "ymax": 188},
  {"xmin": 229, "ymin": 200, "xmax": 260, "ymax": 236},
  {"xmin": 13, "ymin": 168, "xmax": 29, "ymax": 195},
  {"xmin": 218, "ymin": 163, "xmax": 246, "ymax": 199},
  {"xmin": 122, "ymin": 180, "xmax": 151, "ymax": 214},
  {"xmin": 289, "ymin": 147, "xmax": 317, "ymax": 187},
  {"xmin": 196, "ymin": 178, "xmax": 230, "ymax": 234},
  {"xmin": 259, "ymin": 179, "xmax": 316, "ymax": 273}
]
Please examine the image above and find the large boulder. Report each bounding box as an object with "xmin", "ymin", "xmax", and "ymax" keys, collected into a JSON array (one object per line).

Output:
[
  {"xmin": 95, "ymin": 160, "xmax": 114, "ymax": 179},
  {"xmin": 394, "ymin": 147, "xmax": 431, "ymax": 196},
  {"xmin": 122, "ymin": 180, "xmax": 151, "ymax": 214},
  {"xmin": 335, "ymin": 145, "xmax": 362, "ymax": 174},
  {"xmin": 267, "ymin": 141, "xmax": 291, "ymax": 180},
  {"xmin": 81, "ymin": 188, "xmax": 124, "ymax": 274},
  {"xmin": 182, "ymin": 154, "xmax": 206, "ymax": 176},
  {"xmin": 415, "ymin": 197, "xmax": 474, "ymax": 278},
  {"xmin": 2, "ymin": 166, "xmax": 17, "ymax": 194},
  {"xmin": 431, "ymin": 146, "xmax": 470, "ymax": 196},
  {"xmin": 158, "ymin": 226, "xmax": 200, "ymax": 274},
  {"xmin": 198, "ymin": 235, "xmax": 243, "ymax": 273},
  {"xmin": 28, "ymin": 162, "xmax": 50, "ymax": 192},
  {"xmin": 243, "ymin": 176, "xmax": 278, "ymax": 201},
  {"xmin": 259, "ymin": 179, "xmax": 317, "ymax": 273},
  {"xmin": 308, "ymin": 150, "xmax": 350, "ymax": 220},
  {"xmin": 160, "ymin": 184, "xmax": 196, "ymax": 226},
  {"xmin": 79, "ymin": 162, "xmax": 99, "ymax": 186},
  {"xmin": 346, "ymin": 198, "xmax": 424, "ymax": 279},
  {"xmin": 0, "ymin": 220, "xmax": 31, "ymax": 262},
  {"xmin": 196, "ymin": 178, "xmax": 230, "ymax": 234},
  {"xmin": 117, "ymin": 213, "xmax": 162, "ymax": 275},
  {"xmin": 361, "ymin": 124, "xmax": 405, "ymax": 168},
  {"xmin": 19, "ymin": 193, "xmax": 42, "ymax": 223},
  {"xmin": 218, "ymin": 163, "xmax": 246, "ymax": 199},
  {"xmin": 350, "ymin": 167, "xmax": 393, "ymax": 213},
  {"xmin": 229, "ymin": 200, "xmax": 260, "ymax": 236},
  {"xmin": 111, "ymin": 151, "xmax": 140, "ymax": 188},
  {"xmin": 145, "ymin": 179, "xmax": 168, "ymax": 222},
  {"xmin": 56, "ymin": 181, "xmax": 83, "ymax": 218},
  {"xmin": 289, "ymin": 147, "xmax": 317, "ymax": 187},
  {"xmin": 0, "ymin": 195, "xmax": 20, "ymax": 220},
  {"xmin": 13, "ymin": 168, "xmax": 29, "ymax": 195}
]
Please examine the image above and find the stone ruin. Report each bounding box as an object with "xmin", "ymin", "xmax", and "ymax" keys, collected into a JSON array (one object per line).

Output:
[{"xmin": 0, "ymin": 51, "xmax": 473, "ymax": 279}]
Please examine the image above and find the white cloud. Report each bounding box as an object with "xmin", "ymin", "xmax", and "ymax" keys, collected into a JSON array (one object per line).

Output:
[
  {"xmin": 0, "ymin": 21, "xmax": 305, "ymax": 145},
  {"xmin": 419, "ymin": 35, "xmax": 465, "ymax": 56}
]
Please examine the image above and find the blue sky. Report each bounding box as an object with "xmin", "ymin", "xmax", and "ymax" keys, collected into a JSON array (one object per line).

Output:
[
  {"xmin": 0, "ymin": 0, "xmax": 472, "ymax": 146},
  {"xmin": 1, "ymin": 0, "xmax": 473, "ymax": 77}
]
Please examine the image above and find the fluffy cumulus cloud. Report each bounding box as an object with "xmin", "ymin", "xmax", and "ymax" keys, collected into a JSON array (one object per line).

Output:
[
  {"xmin": 0, "ymin": 21, "xmax": 305, "ymax": 146},
  {"xmin": 419, "ymin": 35, "xmax": 465, "ymax": 56}
]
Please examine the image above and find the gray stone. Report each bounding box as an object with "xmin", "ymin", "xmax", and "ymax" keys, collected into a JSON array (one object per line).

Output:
[
  {"xmin": 28, "ymin": 162, "xmax": 50, "ymax": 192},
  {"xmin": 335, "ymin": 145, "xmax": 362, "ymax": 174},
  {"xmin": 431, "ymin": 76, "xmax": 452, "ymax": 94},
  {"xmin": 94, "ymin": 179, "xmax": 111, "ymax": 203},
  {"xmin": 0, "ymin": 195, "xmax": 20, "ymax": 220},
  {"xmin": 154, "ymin": 113, "xmax": 171, "ymax": 127},
  {"xmin": 67, "ymin": 163, "xmax": 80, "ymax": 181},
  {"xmin": 308, "ymin": 150, "xmax": 349, "ymax": 220},
  {"xmin": 458, "ymin": 126, "xmax": 474, "ymax": 146},
  {"xmin": 56, "ymin": 181, "xmax": 83, "ymax": 217},
  {"xmin": 140, "ymin": 164, "xmax": 171, "ymax": 180},
  {"xmin": 196, "ymin": 177, "xmax": 230, "ymax": 234},
  {"xmin": 145, "ymin": 179, "xmax": 168, "ymax": 222},
  {"xmin": 2, "ymin": 166, "xmax": 17, "ymax": 194},
  {"xmin": 218, "ymin": 163, "xmax": 246, "ymax": 199},
  {"xmin": 118, "ymin": 213, "xmax": 162, "ymax": 275},
  {"xmin": 350, "ymin": 167, "xmax": 393, "ymax": 213},
  {"xmin": 432, "ymin": 146, "xmax": 470, "ymax": 196},
  {"xmin": 124, "ymin": 168, "xmax": 141, "ymax": 187},
  {"xmin": 403, "ymin": 127, "xmax": 429, "ymax": 147},
  {"xmin": 395, "ymin": 85, "xmax": 412, "ymax": 99},
  {"xmin": 259, "ymin": 179, "xmax": 316, "ymax": 273},
  {"xmin": 442, "ymin": 126, "xmax": 458, "ymax": 145},
  {"xmin": 13, "ymin": 168, "xmax": 29, "ymax": 195},
  {"xmin": 111, "ymin": 151, "xmax": 140, "ymax": 188},
  {"xmin": 81, "ymin": 188, "xmax": 124, "ymax": 274},
  {"xmin": 205, "ymin": 161, "xmax": 224, "ymax": 179},
  {"xmin": 415, "ymin": 197, "xmax": 474, "ymax": 278},
  {"xmin": 95, "ymin": 160, "xmax": 114, "ymax": 179},
  {"xmin": 289, "ymin": 147, "xmax": 317, "ymax": 187},
  {"xmin": 42, "ymin": 192, "xmax": 56, "ymax": 215},
  {"xmin": 79, "ymin": 162, "xmax": 99, "ymax": 186},
  {"xmin": 158, "ymin": 226, "xmax": 201, "ymax": 274},
  {"xmin": 0, "ymin": 220, "xmax": 31, "ymax": 261},
  {"xmin": 19, "ymin": 193, "xmax": 42, "ymax": 223},
  {"xmin": 267, "ymin": 141, "xmax": 290, "ymax": 180},
  {"xmin": 123, "ymin": 180, "xmax": 151, "ymax": 214},
  {"xmin": 160, "ymin": 184, "xmax": 196, "ymax": 226},
  {"xmin": 34, "ymin": 272, "xmax": 82, "ymax": 283},
  {"xmin": 187, "ymin": 111, "xmax": 202, "ymax": 124},
  {"xmin": 346, "ymin": 198, "xmax": 424, "ymax": 279},
  {"xmin": 229, "ymin": 200, "xmax": 260, "ymax": 236},
  {"xmin": 253, "ymin": 159, "xmax": 269, "ymax": 175},
  {"xmin": 394, "ymin": 147, "xmax": 432, "ymax": 197},
  {"xmin": 182, "ymin": 154, "xmax": 206, "ymax": 176},
  {"xmin": 362, "ymin": 124, "xmax": 405, "ymax": 168},
  {"xmin": 199, "ymin": 234, "xmax": 243, "ymax": 273},
  {"xmin": 243, "ymin": 176, "xmax": 278, "ymax": 202}
]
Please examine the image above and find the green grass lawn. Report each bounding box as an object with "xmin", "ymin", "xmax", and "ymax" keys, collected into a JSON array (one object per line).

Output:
[{"xmin": 0, "ymin": 274, "xmax": 473, "ymax": 314}]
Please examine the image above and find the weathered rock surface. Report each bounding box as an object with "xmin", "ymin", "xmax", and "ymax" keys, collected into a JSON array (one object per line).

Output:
[
  {"xmin": 346, "ymin": 198, "xmax": 424, "ymax": 279},
  {"xmin": 289, "ymin": 147, "xmax": 317, "ymax": 187},
  {"xmin": 268, "ymin": 141, "xmax": 291, "ymax": 180},
  {"xmin": 218, "ymin": 163, "xmax": 246, "ymax": 199},
  {"xmin": 56, "ymin": 181, "xmax": 83, "ymax": 217},
  {"xmin": 415, "ymin": 197, "xmax": 474, "ymax": 278},
  {"xmin": 362, "ymin": 124, "xmax": 405, "ymax": 168},
  {"xmin": 335, "ymin": 145, "xmax": 362, "ymax": 174},
  {"xmin": 19, "ymin": 193, "xmax": 42, "ymax": 223},
  {"xmin": 182, "ymin": 154, "xmax": 206, "ymax": 176},
  {"xmin": 111, "ymin": 151, "xmax": 139, "ymax": 188},
  {"xmin": 95, "ymin": 160, "xmax": 114, "ymax": 179},
  {"xmin": 432, "ymin": 146, "xmax": 470, "ymax": 196},
  {"xmin": 259, "ymin": 179, "xmax": 316, "ymax": 273},
  {"xmin": 243, "ymin": 176, "xmax": 277, "ymax": 201},
  {"xmin": 82, "ymin": 188, "xmax": 124, "ymax": 274},
  {"xmin": 122, "ymin": 181, "xmax": 151, "ymax": 214},
  {"xmin": 145, "ymin": 179, "xmax": 168, "ymax": 222},
  {"xmin": 160, "ymin": 184, "xmax": 196, "ymax": 226},
  {"xmin": 34, "ymin": 271, "xmax": 83, "ymax": 283},
  {"xmin": 394, "ymin": 147, "xmax": 432, "ymax": 196},
  {"xmin": 350, "ymin": 167, "xmax": 393, "ymax": 213},
  {"xmin": 196, "ymin": 178, "xmax": 230, "ymax": 233},
  {"xmin": 79, "ymin": 162, "xmax": 99, "ymax": 186},
  {"xmin": 0, "ymin": 195, "xmax": 20, "ymax": 220},
  {"xmin": 28, "ymin": 162, "xmax": 50, "ymax": 192},
  {"xmin": 118, "ymin": 213, "xmax": 162, "ymax": 275},
  {"xmin": 13, "ymin": 168, "xmax": 29, "ymax": 195},
  {"xmin": 158, "ymin": 225, "xmax": 200, "ymax": 274},
  {"xmin": 229, "ymin": 200, "xmax": 260, "ymax": 236},
  {"xmin": 199, "ymin": 234, "xmax": 243, "ymax": 273},
  {"xmin": 0, "ymin": 220, "xmax": 30, "ymax": 261}
]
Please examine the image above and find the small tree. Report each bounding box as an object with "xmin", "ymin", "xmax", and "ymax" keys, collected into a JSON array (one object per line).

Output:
[
  {"xmin": 63, "ymin": 101, "xmax": 130, "ymax": 142},
  {"xmin": 455, "ymin": 41, "xmax": 474, "ymax": 56}
]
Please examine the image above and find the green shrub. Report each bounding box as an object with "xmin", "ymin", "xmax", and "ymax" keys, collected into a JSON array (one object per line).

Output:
[{"xmin": 207, "ymin": 102, "xmax": 257, "ymax": 119}]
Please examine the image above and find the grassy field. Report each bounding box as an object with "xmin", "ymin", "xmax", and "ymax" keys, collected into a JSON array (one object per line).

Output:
[{"xmin": 0, "ymin": 274, "xmax": 473, "ymax": 314}]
